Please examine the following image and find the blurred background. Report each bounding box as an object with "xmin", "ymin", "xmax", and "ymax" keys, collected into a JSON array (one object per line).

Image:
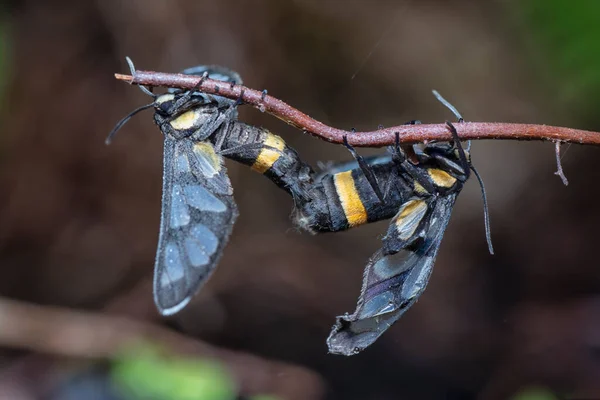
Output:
[{"xmin": 1, "ymin": 0, "xmax": 600, "ymax": 399}]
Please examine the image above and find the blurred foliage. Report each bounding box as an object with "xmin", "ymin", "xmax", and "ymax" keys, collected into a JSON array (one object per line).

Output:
[
  {"xmin": 510, "ymin": 386, "xmax": 559, "ymax": 400},
  {"xmin": 111, "ymin": 345, "xmax": 238, "ymax": 400},
  {"xmin": 518, "ymin": 0, "xmax": 600, "ymax": 117},
  {"xmin": 248, "ymin": 396, "xmax": 279, "ymax": 400},
  {"xmin": 0, "ymin": 11, "xmax": 7, "ymax": 103},
  {"xmin": 0, "ymin": 9, "xmax": 8, "ymax": 159}
]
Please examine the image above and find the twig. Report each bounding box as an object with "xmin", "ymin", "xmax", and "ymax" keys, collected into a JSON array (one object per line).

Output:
[
  {"xmin": 115, "ymin": 71, "xmax": 600, "ymax": 147},
  {"xmin": 554, "ymin": 141, "xmax": 569, "ymax": 186},
  {"xmin": 0, "ymin": 290, "xmax": 324, "ymax": 399}
]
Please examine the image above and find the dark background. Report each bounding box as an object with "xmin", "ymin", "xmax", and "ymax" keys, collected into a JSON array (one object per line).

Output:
[{"xmin": 1, "ymin": 1, "xmax": 600, "ymax": 399}]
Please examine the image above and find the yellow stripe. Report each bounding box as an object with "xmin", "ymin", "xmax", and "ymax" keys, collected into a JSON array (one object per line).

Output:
[
  {"xmin": 394, "ymin": 199, "xmax": 428, "ymax": 240},
  {"xmin": 414, "ymin": 182, "xmax": 428, "ymax": 195},
  {"xmin": 334, "ymin": 171, "xmax": 368, "ymax": 227},
  {"xmin": 396, "ymin": 199, "xmax": 426, "ymax": 221},
  {"xmin": 428, "ymin": 168, "xmax": 457, "ymax": 188},
  {"xmin": 170, "ymin": 110, "xmax": 199, "ymax": 130},
  {"xmin": 193, "ymin": 142, "xmax": 222, "ymax": 174},
  {"xmin": 251, "ymin": 133, "xmax": 286, "ymax": 173}
]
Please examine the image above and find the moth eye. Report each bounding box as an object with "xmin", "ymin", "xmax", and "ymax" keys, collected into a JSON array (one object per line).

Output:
[{"xmin": 154, "ymin": 94, "xmax": 176, "ymax": 112}]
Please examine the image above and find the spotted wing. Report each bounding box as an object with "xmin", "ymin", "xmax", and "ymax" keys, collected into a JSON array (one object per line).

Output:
[
  {"xmin": 327, "ymin": 194, "xmax": 457, "ymax": 356},
  {"xmin": 153, "ymin": 137, "xmax": 238, "ymax": 315}
]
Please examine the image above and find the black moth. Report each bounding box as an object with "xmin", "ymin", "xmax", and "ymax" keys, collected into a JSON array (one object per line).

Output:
[
  {"xmin": 299, "ymin": 96, "xmax": 493, "ymax": 356},
  {"xmin": 311, "ymin": 125, "xmax": 490, "ymax": 356},
  {"xmin": 108, "ymin": 63, "xmax": 313, "ymax": 315}
]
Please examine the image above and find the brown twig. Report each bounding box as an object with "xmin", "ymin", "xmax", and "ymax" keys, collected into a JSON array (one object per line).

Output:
[
  {"xmin": 0, "ymin": 286, "xmax": 324, "ymax": 399},
  {"xmin": 115, "ymin": 71, "xmax": 600, "ymax": 147},
  {"xmin": 554, "ymin": 141, "xmax": 569, "ymax": 186}
]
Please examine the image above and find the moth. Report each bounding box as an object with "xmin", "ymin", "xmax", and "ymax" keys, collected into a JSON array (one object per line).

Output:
[
  {"xmin": 108, "ymin": 62, "xmax": 313, "ymax": 315},
  {"xmin": 287, "ymin": 96, "xmax": 492, "ymax": 355},
  {"xmin": 300, "ymin": 123, "xmax": 491, "ymax": 356}
]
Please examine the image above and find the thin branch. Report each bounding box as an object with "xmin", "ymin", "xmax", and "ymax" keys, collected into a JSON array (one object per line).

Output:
[
  {"xmin": 554, "ymin": 141, "xmax": 569, "ymax": 186},
  {"xmin": 0, "ymin": 295, "xmax": 324, "ymax": 399},
  {"xmin": 115, "ymin": 71, "xmax": 600, "ymax": 147}
]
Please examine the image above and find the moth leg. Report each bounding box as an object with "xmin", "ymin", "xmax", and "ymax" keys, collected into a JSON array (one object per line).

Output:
[
  {"xmin": 213, "ymin": 90, "xmax": 246, "ymax": 151},
  {"xmin": 381, "ymin": 120, "xmax": 422, "ymax": 199},
  {"xmin": 392, "ymin": 132, "xmax": 436, "ymax": 194},
  {"xmin": 343, "ymin": 133, "xmax": 385, "ymax": 204},
  {"xmin": 194, "ymin": 105, "xmax": 236, "ymax": 141}
]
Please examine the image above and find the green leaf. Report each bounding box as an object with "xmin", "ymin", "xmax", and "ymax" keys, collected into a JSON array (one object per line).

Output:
[
  {"xmin": 510, "ymin": 386, "xmax": 559, "ymax": 400},
  {"xmin": 111, "ymin": 345, "xmax": 237, "ymax": 400},
  {"xmin": 249, "ymin": 396, "xmax": 281, "ymax": 400}
]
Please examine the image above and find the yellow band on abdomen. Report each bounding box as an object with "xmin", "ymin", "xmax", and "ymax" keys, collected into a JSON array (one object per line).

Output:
[
  {"xmin": 334, "ymin": 171, "xmax": 368, "ymax": 227},
  {"xmin": 251, "ymin": 133, "xmax": 286, "ymax": 173}
]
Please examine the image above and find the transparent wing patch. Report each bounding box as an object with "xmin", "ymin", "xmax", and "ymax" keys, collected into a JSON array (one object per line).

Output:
[
  {"xmin": 327, "ymin": 194, "xmax": 457, "ymax": 356},
  {"xmin": 153, "ymin": 137, "xmax": 238, "ymax": 315}
]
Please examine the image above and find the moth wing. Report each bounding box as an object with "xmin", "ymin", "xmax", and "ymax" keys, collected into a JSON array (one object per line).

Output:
[
  {"xmin": 327, "ymin": 194, "xmax": 457, "ymax": 355},
  {"xmin": 153, "ymin": 137, "xmax": 238, "ymax": 315}
]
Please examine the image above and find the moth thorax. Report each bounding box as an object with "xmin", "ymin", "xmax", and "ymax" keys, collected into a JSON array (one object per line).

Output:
[{"xmin": 163, "ymin": 106, "xmax": 222, "ymax": 141}]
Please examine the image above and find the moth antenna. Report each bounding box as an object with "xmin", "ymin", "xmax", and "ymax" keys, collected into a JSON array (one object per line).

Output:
[
  {"xmin": 445, "ymin": 121, "xmax": 470, "ymax": 179},
  {"xmin": 471, "ymin": 164, "xmax": 494, "ymax": 255},
  {"xmin": 433, "ymin": 90, "xmax": 471, "ymax": 151},
  {"xmin": 432, "ymin": 90, "xmax": 463, "ymax": 122},
  {"xmin": 126, "ymin": 57, "xmax": 156, "ymax": 97},
  {"xmin": 105, "ymin": 102, "xmax": 155, "ymax": 145}
]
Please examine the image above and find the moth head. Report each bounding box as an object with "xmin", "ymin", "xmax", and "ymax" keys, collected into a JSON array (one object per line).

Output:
[
  {"xmin": 106, "ymin": 63, "xmax": 243, "ymax": 145},
  {"xmin": 422, "ymin": 141, "xmax": 471, "ymax": 178},
  {"xmin": 153, "ymin": 92, "xmax": 212, "ymax": 117}
]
